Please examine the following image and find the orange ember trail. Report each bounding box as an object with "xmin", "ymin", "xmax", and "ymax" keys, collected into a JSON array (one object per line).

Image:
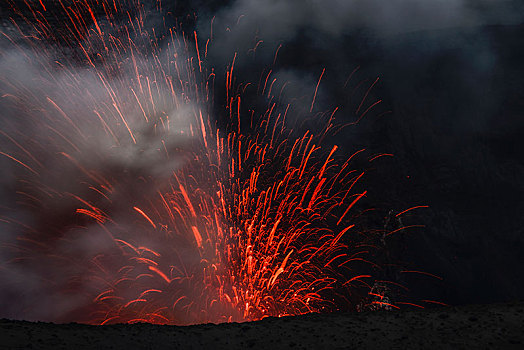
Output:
[
  {"xmin": 133, "ymin": 207, "xmax": 157, "ymax": 229},
  {"xmin": 310, "ymin": 68, "xmax": 325, "ymax": 112}
]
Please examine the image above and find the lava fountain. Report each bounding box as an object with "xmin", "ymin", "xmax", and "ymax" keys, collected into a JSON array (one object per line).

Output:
[{"xmin": 0, "ymin": 0, "xmax": 426, "ymax": 325}]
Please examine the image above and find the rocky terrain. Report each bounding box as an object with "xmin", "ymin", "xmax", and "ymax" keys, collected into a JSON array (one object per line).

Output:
[{"xmin": 1, "ymin": 301, "xmax": 523, "ymax": 349}]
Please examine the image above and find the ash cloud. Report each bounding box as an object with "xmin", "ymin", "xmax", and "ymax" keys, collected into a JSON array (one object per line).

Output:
[{"xmin": 0, "ymin": 22, "xmax": 201, "ymax": 322}]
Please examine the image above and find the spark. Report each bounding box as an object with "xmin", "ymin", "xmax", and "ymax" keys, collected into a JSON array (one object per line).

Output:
[
  {"xmin": 310, "ymin": 68, "xmax": 325, "ymax": 113},
  {"xmin": 395, "ymin": 205, "xmax": 430, "ymax": 217},
  {"xmin": 133, "ymin": 207, "xmax": 157, "ymax": 229}
]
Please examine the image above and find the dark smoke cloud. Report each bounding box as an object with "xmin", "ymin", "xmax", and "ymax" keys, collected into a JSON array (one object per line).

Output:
[
  {"xmin": 196, "ymin": 0, "xmax": 522, "ymax": 129},
  {"xmin": 210, "ymin": 0, "xmax": 521, "ymax": 55},
  {"xmin": 190, "ymin": 0, "xmax": 523, "ymax": 154},
  {"xmin": 202, "ymin": 0, "xmax": 524, "ymax": 39}
]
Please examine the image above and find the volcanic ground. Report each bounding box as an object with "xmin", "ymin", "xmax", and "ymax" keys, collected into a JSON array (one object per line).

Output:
[{"xmin": 1, "ymin": 301, "xmax": 523, "ymax": 349}]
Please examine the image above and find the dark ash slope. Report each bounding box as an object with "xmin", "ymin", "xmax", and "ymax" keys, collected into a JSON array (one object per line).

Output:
[{"xmin": 1, "ymin": 301, "xmax": 523, "ymax": 349}]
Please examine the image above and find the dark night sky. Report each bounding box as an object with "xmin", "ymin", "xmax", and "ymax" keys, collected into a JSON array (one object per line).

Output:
[{"xmin": 1, "ymin": 0, "xmax": 523, "ymax": 321}]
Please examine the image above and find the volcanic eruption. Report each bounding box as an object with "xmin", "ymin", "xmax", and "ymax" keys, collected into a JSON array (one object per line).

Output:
[{"xmin": 0, "ymin": 0, "xmax": 430, "ymax": 325}]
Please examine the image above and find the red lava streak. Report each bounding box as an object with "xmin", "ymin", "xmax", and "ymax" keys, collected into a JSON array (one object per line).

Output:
[{"xmin": 0, "ymin": 0, "xmax": 433, "ymax": 325}]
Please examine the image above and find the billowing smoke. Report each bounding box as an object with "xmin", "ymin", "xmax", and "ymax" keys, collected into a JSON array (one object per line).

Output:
[{"xmin": 0, "ymin": 9, "xmax": 204, "ymax": 321}]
